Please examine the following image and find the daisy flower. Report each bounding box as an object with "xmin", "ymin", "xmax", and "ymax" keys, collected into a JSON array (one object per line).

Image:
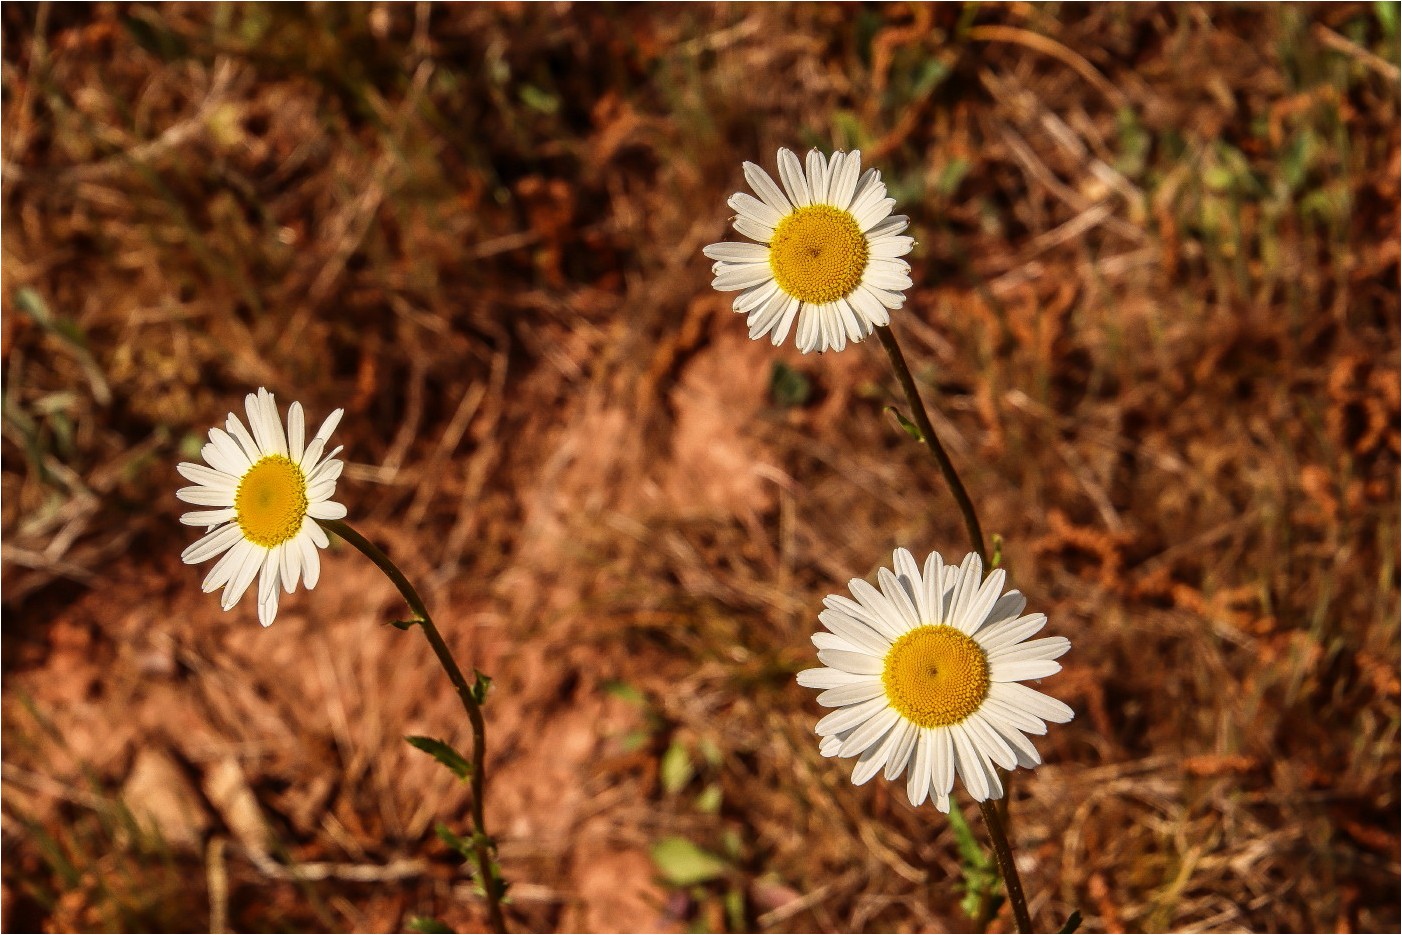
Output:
[
  {"xmin": 797, "ymin": 549, "xmax": 1072, "ymax": 811},
  {"xmin": 703, "ymin": 147, "xmax": 914, "ymax": 354},
  {"xmin": 177, "ymin": 388, "xmax": 347, "ymax": 627}
]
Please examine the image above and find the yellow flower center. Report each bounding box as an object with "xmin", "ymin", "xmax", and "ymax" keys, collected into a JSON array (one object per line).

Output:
[
  {"xmin": 768, "ymin": 204, "xmax": 869, "ymax": 304},
  {"xmin": 235, "ymin": 455, "xmax": 308, "ymax": 548},
  {"xmin": 882, "ymin": 625, "xmax": 990, "ymax": 728}
]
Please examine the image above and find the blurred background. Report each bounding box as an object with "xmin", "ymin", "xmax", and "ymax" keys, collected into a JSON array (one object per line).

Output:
[{"xmin": 2, "ymin": 3, "xmax": 1398, "ymax": 932}]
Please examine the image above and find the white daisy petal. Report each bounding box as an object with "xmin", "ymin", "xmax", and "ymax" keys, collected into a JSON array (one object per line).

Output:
[
  {"xmin": 294, "ymin": 532, "xmax": 319, "ymax": 590},
  {"xmin": 980, "ymin": 591, "xmax": 1029, "ymax": 632},
  {"xmin": 306, "ymin": 520, "xmax": 330, "ymax": 549},
  {"xmin": 805, "ymin": 150, "xmax": 829, "ymax": 203},
  {"xmin": 857, "ymin": 197, "xmax": 897, "ymax": 232},
  {"xmin": 180, "ymin": 508, "xmax": 237, "ymax": 527},
  {"xmin": 208, "ymin": 428, "xmax": 252, "ymax": 473},
  {"xmin": 892, "ymin": 548, "xmax": 929, "ymax": 623},
  {"xmin": 221, "ymin": 544, "xmax": 266, "ymax": 611},
  {"xmin": 258, "ymin": 590, "xmax": 279, "ymax": 628},
  {"xmin": 838, "ymin": 706, "xmax": 900, "ymax": 758},
  {"xmin": 991, "ymin": 658, "xmax": 1063, "ymax": 682},
  {"xmin": 176, "ymin": 462, "xmax": 236, "ymax": 488},
  {"xmin": 307, "ymin": 500, "xmax": 347, "ymax": 521},
  {"xmin": 307, "ymin": 458, "xmax": 344, "ymax": 487},
  {"xmin": 848, "ymin": 579, "xmax": 908, "ymax": 640},
  {"xmin": 863, "ymin": 266, "xmax": 914, "ymax": 292},
  {"xmin": 867, "ymin": 215, "xmax": 910, "ymax": 238},
  {"xmin": 224, "ymin": 414, "xmax": 261, "ymax": 464},
  {"xmin": 852, "ymin": 717, "xmax": 908, "ymax": 786},
  {"xmin": 202, "ymin": 539, "xmax": 252, "ymax": 593},
  {"xmin": 816, "ymin": 648, "xmax": 884, "ymax": 676},
  {"xmin": 977, "ymin": 613, "xmax": 1050, "ymax": 652},
  {"xmin": 882, "ymin": 719, "xmax": 918, "ymax": 781},
  {"xmin": 907, "ymin": 729, "xmax": 933, "ymax": 807},
  {"xmin": 181, "ymin": 523, "xmax": 243, "ymax": 565},
  {"xmin": 732, "ymin": 216, "xmax": 775, "ymax": 243},
  {"xmin": 849, "ymin": 285, "xmax": 890, "ymax": 329},
  {"xmin": 259, "ymin": 548, "xmax": 281, "ymax": 604},
  {"xmin": 777, "ymin": 148, "xmax": 811, "ymax": 206},
  {"xmin": 849, "ymin": 168, "xmax": 881, "ymax": 208},
  {"xmin": 959, "ymin": 568, "xmax": 1007, "ymax": 633},
  {"xmin": 815, "ymin": 695, "xmax": 889, "ymax": 736},
  {"xmin": 306, "ymin": 480, "xmax": 339, "ymax": 503},
  {"xmin": 987, "ymin": 636, "xmax": 1071, "ymax": 665},
  {"xmin": 964, "ymin": 711, "xmax": 1018, "ymax": 771},
  {"xmin": 829, "ymin": 149, "xmax": 861, "ymax": 209},
  {"xmin": 797, "ymin": 667, "xmax": 870, "ymax": 690},
  {"xmin": 817, "ymin": 679, "xmax": 886, "ymax": 708},
  {"xmin": 950, "ymin": 724, "xmax": 991, "ymax": 801},
  {"xmin": 819, "ymin": 609, "xmax": 891, "ymax": 655},
  {"xmin": 704, "ymin": 242, "xmax": 771, "ymax": 264},
  {"xmin": 244, "ymin": 393, "xmax": 272, "ymax": 454},
  {"xmin": 743, "ymin": 161, "xmax": 792, "ymax": 214},
  {"xmin": 992, "ymin": 682, "xmax": 1075, "ymax": 723},
  {"xmin": 728, "ymin": 192, "xmax": 783, "ymax": 229},
  {"xmin": 947, "ymin": 553, "xmax": 984, "ymax": 634},
  {"xmin": 812, "ymin": 631, "xmax": 865, "ymax": 654},
  {"xmin": 287, "ymin": 402, "xmax": 306, "ymax": 464},
  {"xmin": 863, "ymin": 284, "xmax": 908, "ymax": 310},
  {"xmin": 280, "ymin": 535, "xmax": 303, "ymax": 594},
  {"xmin": 177, "ymin": 486, "xmax": 235, "ymax": 507},
  {"xmin": 770, "ymin": 297, "xmax": 801, "ymax": 347},
  {"xmin": 877, "ymin": 567, "xmax": 922, "ymax": 633},
  {"xmin": 712, "ymin": 263, "xmax": 776, "ymax": 291},
  {"xmin": 929, "ymin": 727, "xmax": 955, "ymax": 798},
  {"xmin": 870, "ymin": 235, "xmax": 915, "ymax": 259}
]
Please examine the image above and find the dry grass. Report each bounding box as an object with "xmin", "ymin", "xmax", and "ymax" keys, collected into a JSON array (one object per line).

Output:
[{"xmin": 2, "ymin": 3, "xmax": 1398, "ymax": 932}]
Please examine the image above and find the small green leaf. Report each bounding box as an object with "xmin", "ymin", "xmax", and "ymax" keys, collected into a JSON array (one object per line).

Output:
[
  {"xmin": 770, "ymin": 362, "xmax": 812, "ymax": 408},
  {"xmin": 724, "ymin": 886, "xmax": 747, "ymax": 931},
  {"xmin": 990, "ymin": 534, "xmax": 1005, "ymax": 569},
  {"xmin": 435, "ymin": 822, "xmax": 475, "ymax": 860},
  {"xmin": 660, "ymin": 740, "xmax": 694, "ymax": 795},
  {"xmin": 1058, "ymin": 909, "xmax": 1084, "ymax": 934},
  {"xmin": 650, "ymin": 836, "xmax": 729, "ymax": 887},
  {"xmin": 390, "ymin": 618, "xmax": 423, "ymax": 630},
  {"xmin": 407, "ymin": 736, "xmax": 473, "ymax": 781},
  {"xmin": 471, "ymin": 670, "xmax": 493, "ymax": 706},
  {"xmin": 694, "ymin": 784, "xmax": 723, "ymax": 815},
  {"xmin": 407, "ymin": 917, "xmax": 455, "ymax": 934},
  {"xmin": 603, "ymin": 680, "xmax": 648, "ymax": 706},
  {"xmin": 949, "ymin": 804, "xmax": 998, "ymax": 919},
  {"xmin": 885, "ymin": 406, "xmax": 923, "ymax": 441}
]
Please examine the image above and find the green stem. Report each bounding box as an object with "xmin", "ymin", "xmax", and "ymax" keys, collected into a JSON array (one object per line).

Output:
[
  {"xmin": 318, "ymin": 519, "xmax": 507, "ymax": 934},
  {"xmin": 979, "ymin": 799, "xmax": 1033, "ymax": 934},
  {"xmin": 875, "ymin": 324, "xmax": 988, "ymax": 565}
]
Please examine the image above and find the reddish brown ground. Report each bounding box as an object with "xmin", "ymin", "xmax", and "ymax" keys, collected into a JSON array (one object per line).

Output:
[{"xmin": 3, "ymin": 4, "xmax": 1398, "ymax": 932}]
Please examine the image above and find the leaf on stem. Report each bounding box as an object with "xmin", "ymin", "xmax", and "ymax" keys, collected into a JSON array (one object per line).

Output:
[
  {"xmin": 948, "ymin": 803, "xmax": 999, "ymax": 920},
  {"xmin": 390, "ymin": 618, "xmax": 424, "ymax": 630},
  {"xmin": 650, "ymin": 836, "xmax": 729, "ymax": 886},
  {"xmin": 435, "ymin": 822, "xmax": 476, "ymax": 860},
  {"xmin": 471, "ymin": 669, "xmax": 493, "ymax": 706},
  {"xmin": 406, "ymin": 736, "xmax": 473, "ymax": 781},
  {"xmin": 885, "ymin": 405, "xmax": 924, "ymax": 441},
  {"xmin": 406, "ymin": 917, "xmax": 455, "ymax": 934}
]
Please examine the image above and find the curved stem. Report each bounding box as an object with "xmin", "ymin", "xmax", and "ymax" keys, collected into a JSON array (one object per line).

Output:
[
  {"xmin": 875, "ymin": 324, "xmax": 987, "ymax": 565},
  {"xmin": 318, "ymin": 519, "xmax": 507, "ymax": 934},
  {"xmin": 979, "ymin": 799, "xmax": 1033, "ymax": 934}
]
